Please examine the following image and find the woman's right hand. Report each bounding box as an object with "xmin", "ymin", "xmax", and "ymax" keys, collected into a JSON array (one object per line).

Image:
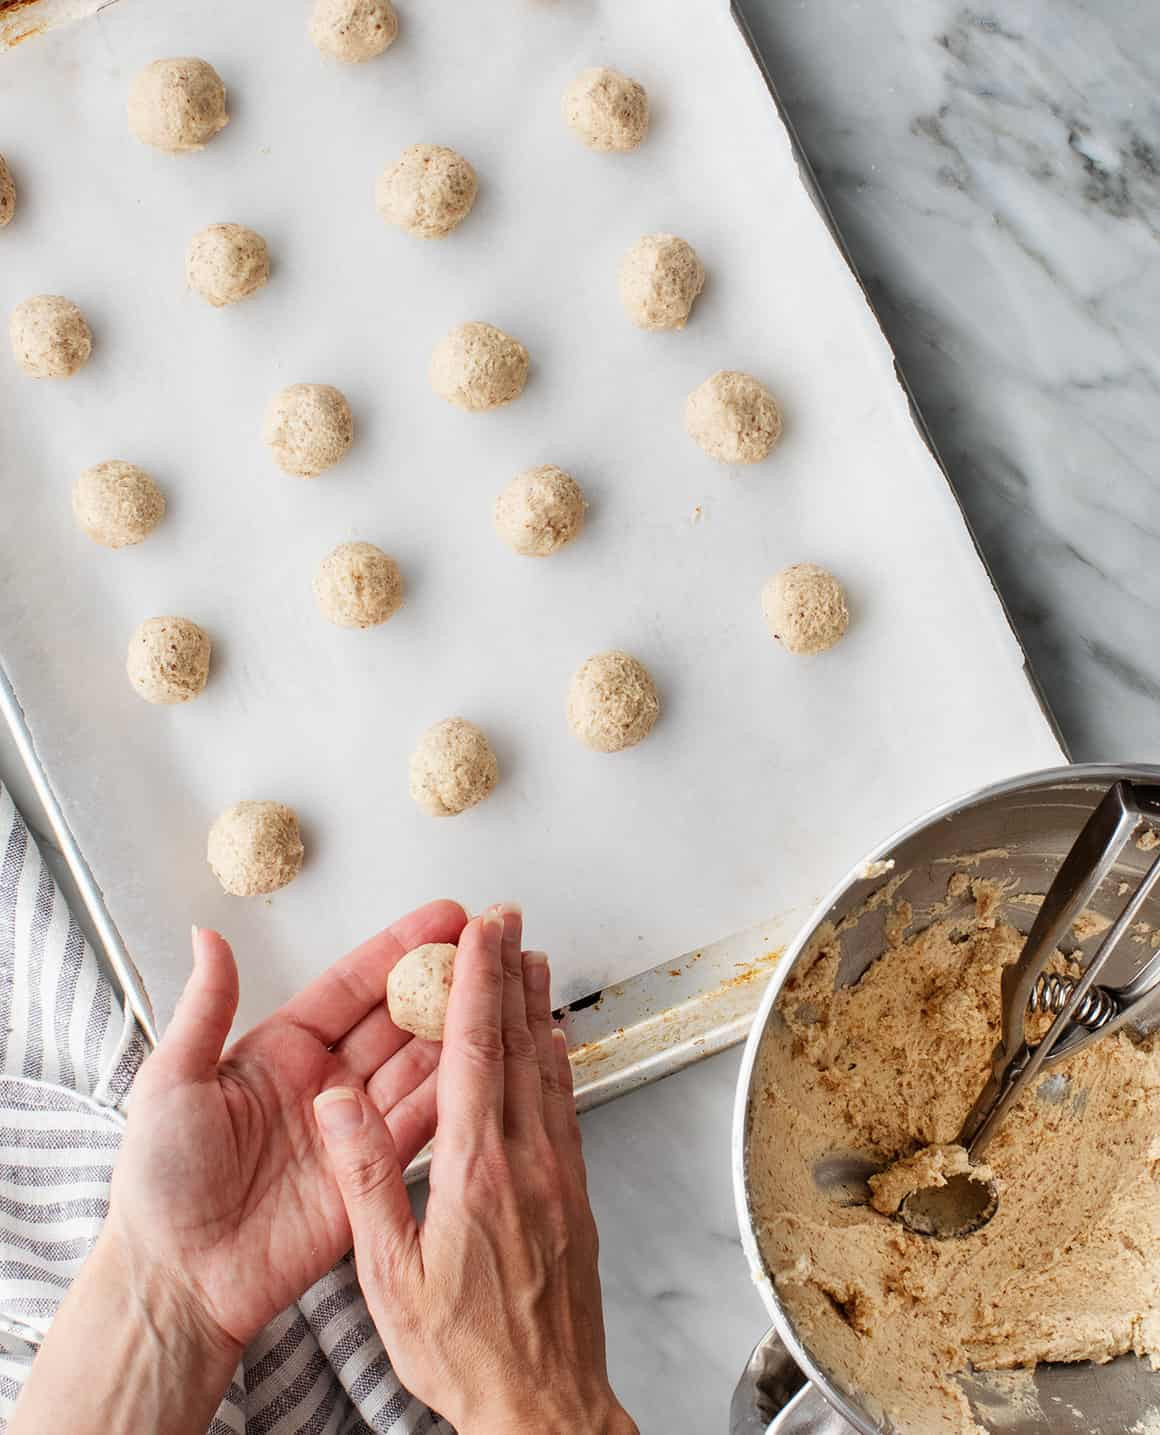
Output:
[{"xmin": 312, "ymin": 905, "xmax": 637, "ymax": 1435}]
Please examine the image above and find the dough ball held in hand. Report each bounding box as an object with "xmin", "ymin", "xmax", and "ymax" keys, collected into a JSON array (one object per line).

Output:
[
  {"xmin": 762, "ymin": 563, "xmax": 849, "ymax": 655},
  {"xmin": 73, "ymin": 461, "xmax": 165, "ymax": 548},
  {"xmin": 126, "ymin": 616, "xmax": 210, "ymax": 704},
  {"xmin": 685, "ymin": 370, "xmax": 782, "ymax": 465},
  {"xmin": 568, "ymin": 651, "xmax": 659, "ymax": 752},
  {"xmin": 387, "ymin": 942, "xmax": 456, "ymax": 1041},
  {"xmin": 0, "ymin": 155, "xmax": 15, "ymax": 228},
  {"xmin": 313, "ymin": 541, "xmax": 403, "ymax": 628},
  {"xmin": 429, "ymin": 322, "xmax": 528, "ymax": 412},
  {"xmin": 562, "ymin": 67, "xmax": 649, "ymax": 152},
  {"xmin": 10, "ymin": 296, "xmax": 91, "ymax": 378},
  {"xmin": 376, "ymin": 144, "xmax": 477, "ymax": 239},
  {"xmin": 493, "ymin": 465, "xmax": 586, "ymax": 557},
  {"xmin": 409, "ymin": 718, "xmax": 498, "ymax": 816},
  {"xmin": 207, "ymin": 800, "xmax": 304, "ymax": 896},
  {"xmin": 619, "ymin": 234, "xmax": 704, "ymax": 331},
  {"xmin": 310, "ymin": 0, "xmax": 398, "ymax": 62},
  {"xmin": 186, "ymin": 224, "xmax": 269, "ymax": 307},
  {"xmin": 127, "ymin": 58, "xmax": 229, "ymax": 153},
  {"xmin": 264, "ymin": 383, "xmax": 353, "ymax": 477}
]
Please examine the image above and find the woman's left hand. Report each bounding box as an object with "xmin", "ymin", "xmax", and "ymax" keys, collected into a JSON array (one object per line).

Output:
[{"xmin": 107, "ymin": 898, "xmax": 467, "ymax": 1352}]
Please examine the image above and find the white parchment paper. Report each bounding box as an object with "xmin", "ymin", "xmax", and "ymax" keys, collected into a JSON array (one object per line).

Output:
[{"xmin": 0, "ymin": 0, "xmax": 1064, "ymax": 1031}]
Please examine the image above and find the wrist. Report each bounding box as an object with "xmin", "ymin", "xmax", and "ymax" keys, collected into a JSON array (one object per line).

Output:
[{"xmin": 466, "ymin": 1388, "xmax": 637, "ymax": 1435}]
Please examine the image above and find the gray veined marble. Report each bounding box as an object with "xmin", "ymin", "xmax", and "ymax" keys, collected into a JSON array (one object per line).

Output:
[{"xmin": 743, "ymin": 0, "xmax": 1160, "ymax": 762}]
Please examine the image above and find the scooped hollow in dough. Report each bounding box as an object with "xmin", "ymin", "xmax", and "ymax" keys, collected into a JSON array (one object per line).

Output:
[
  {"xmin": 375, "ymin": 144, "xmax": 477, "ymax": 239},
  {"xmin": 9, "ymin": 295, "xmax": 92, "ymax": 379},
  {"xmin": 310, "ymin": 0, "xmax": 398, "ymax": 62},
  {"xmin": 562, "ymin": 67, "xmax": 649, "ymax": 152},
  {"xmin": 186, "ymin": 224, "xmax": 269, "ymax": 307},
  {"xmin": 73, "ymin": 461, "xmax": 165, "ymax": 548},
  {"xmin": 126, "ymin": 617, "xmax": 210, "ymax": 705},
  {"xmin": 409, "ymin": 717, "xmax": 498, "ymax": 816},
  {"xmin": 762, "ymin": 563, "xmax": 850, "ymax": 655},
  {"xmin": 127, "ymin": 58, "xmax": 229, "ymax": 153},
  {"xmin": 263, "ymin": 383, "xmax": 353, "ymax": 477},
  {"xmin": 387, "ymin": 942, "xmax": 456, "ymax": 1041},
  {"xmin": 685, "ymin": 370, "xmax": 782, "ymax": 464},
  {"xmin": 428, "ymin": 322, "xmax": 528, "ymax": 412},
  {"xmin": 493, "ymin": 465, "xmax": 586, "ymax": 557},
  {"xmin": 207, "ymin": 801, "xmax": 304, "ymax": 896},
  {"xmin": 313, "ymin": 541, "xmax": 403, "ymax": 628},
  {"xmin": 567, "ymin": 651, "xmax": 659, "ymax": 753},
  {"xmin": 618, "ymin": 234, "xmax": 704, "ymax": 331},
  {"xmin": 0, "ymin": 155, "xmax": 15, "ymax": 228}
]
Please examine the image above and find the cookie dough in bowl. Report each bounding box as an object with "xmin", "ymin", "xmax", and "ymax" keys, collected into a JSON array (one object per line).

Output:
[
  {"xmin": 207, "ymin": 801, "xmax": 304, "ymax": 896},
  {"xmin": 387, "ymin": 942, "xmax": 456, "ymax": 1041}
]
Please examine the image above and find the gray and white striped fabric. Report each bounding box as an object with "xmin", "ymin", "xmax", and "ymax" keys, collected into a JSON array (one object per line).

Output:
[{"xmin": 0, "ymin": 781, "xmax": 451, "ymax": 1434}]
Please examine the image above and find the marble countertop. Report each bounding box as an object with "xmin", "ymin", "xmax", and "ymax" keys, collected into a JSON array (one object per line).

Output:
[{"xmin": 4, "ymin": 1, "xmax": 1159, "ymax": 1428}]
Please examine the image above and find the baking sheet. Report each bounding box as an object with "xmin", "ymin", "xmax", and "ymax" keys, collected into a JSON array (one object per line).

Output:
[{"xmin": 0, "ymin": 0, "xmax": 1064, "ymax": 1033}]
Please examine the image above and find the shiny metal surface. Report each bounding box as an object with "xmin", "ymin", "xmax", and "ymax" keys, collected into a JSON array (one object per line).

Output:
[{"xmin": 733, "ymin": 763, "xmax": 1160, "ymax": 1435}]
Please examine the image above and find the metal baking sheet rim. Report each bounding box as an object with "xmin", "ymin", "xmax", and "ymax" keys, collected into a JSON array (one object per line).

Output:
[{"xmin": 0, "ymin": 0, "xmax": 1069, "ymax": 1141}]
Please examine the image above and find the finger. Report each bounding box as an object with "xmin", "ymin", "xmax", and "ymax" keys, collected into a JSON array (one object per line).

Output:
[
  {"xmin": 523, "ymin": 951, "xmax": 560, "ymax": 1127},
  {"xmin": 436, "ymin": 910, "xmax": 505, "ymax": 1146},
  {"xmin": 160, "ymin": 927, "xmax": 239, "ymax": 1081},
  {"xmin": 384, "ymin": 1066, "xmax": 438, "ymax": 1168},
  {"xmin": 498, "ymin": 907, "xmax": 543, "ymax": 1139},
  {"xmin": 552, "ymin": 1028, "xmax": 586, "ymax": 1174},
  {"xmin": 333, "ymin": 1004, "xmax": 411, "ymax": 1083},
  {"xmin": 314, "ymin": 1086, "xmax": 420, "ymax": 1281},
  {"xmin": 281, "ymin": 899, "xmax": 467, "ymax": 1047},
  {"xmin": 366, "ymin": 1033, "xmax": 440, "ymax": 1115}
]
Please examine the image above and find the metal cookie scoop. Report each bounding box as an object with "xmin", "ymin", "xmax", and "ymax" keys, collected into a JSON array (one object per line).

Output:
[{"xmin": 898, "ymin": 779, "xmax": 1160, "ymax": 1239}]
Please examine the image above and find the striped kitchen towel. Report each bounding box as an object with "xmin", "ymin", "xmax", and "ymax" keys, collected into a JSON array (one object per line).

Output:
[{"xmin": 0, "ymin": 781, "xmax": 451, "ymax": 1434}]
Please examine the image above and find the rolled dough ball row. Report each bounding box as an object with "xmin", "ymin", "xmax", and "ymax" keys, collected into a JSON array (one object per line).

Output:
[
  {"xmin": 762, "ymin": 564, "xmax": 850, "ymax": 655},
  {"xmin": 186, "ymin": 224, "xmax": 269, "ymax": 307},
  {"xmin": 310, "ymin": 0, "xmax": 398, "ymax": 62},
  {"xmin": 0, "ymin": 154, "xmax": 15, "ymax": 228},
  {"xmin": 128, "ymin": 58, "xmax": 229, "ymax": 153},
  {"xmin": 9, "ymin": 295, "xmax": 92, "ymax": 379},
  {"xmin": 387, "ymin": 942, "xmax": 456, "ymax": 1040},
  {"xmin": 73, "ymin": 461, "xmax": 165, "ymax": 548},
  {"xmin": 208, "ymin": 800, "xmax": 304, "ymax": 895},
  {"xmin": 126, "ymin": 616, "xmax": 211, "ymax": 705}
]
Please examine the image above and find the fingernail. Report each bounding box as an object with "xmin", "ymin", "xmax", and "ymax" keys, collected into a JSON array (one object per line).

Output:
[
  {"xmin": 191, "ymin": 925, "xmax": 203, "ymax": 964},
  {"xmin": 314, "ymin": 1087, "xmax": 363, "ymax": 1137},
  {"xmin": 501, "ymin": 902, "xmax": 522, "ymax": 918},
  {"xmin": 523, "ymin": 951, "xmax": 550, "ymax": 993},
  {"xmin": 482, "ymin": 910, "xmax": 504, "ymax": 944}
]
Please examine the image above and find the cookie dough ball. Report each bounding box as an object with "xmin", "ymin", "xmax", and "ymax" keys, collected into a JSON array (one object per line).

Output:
[
  {"xmin": 207, "ymin": 801, "xmax": 304, "ymax": 896},
  {"xmin": 313, "ymin": 541, "xmax": 403, "ymax": 628},
  {"xmin": 429, "ymin": 322, "xmax": 528, "ymax": 412},
  {"xmin": 493, "ymin": 465, "xmax": 586, "ymax": 557},
  {"xmin": 263, "ymin": 383, "xmax": 353, "ymax": 477},
  {"xmin": 567, "ymin": 651, "xmax": 659, "ymax": 753},
  {"xmin": 127, "ymin": 58, "xmax": 229, "ymax": 153},
  {"xmin": 0, "ymin": 155, "xmax": 15, "ymax": 228},
  {"xmin": 618, "ymin": 234, "xmax": 705, "ymax": 331},
  {"xmin": 409, "ymin": 718, "xmax": 498, "ymax": 817},
  {"xmin": 310, "ymin": 0, "xmax": 398, "ymax": 61},
  {"xmin": 9, "ymin": 295, "xmax": 92, "ymax": 379},
  {"xmin": 685, "ymin": 370, "xmax": 782, "ymax": 465},
  {"xmin": 387, "ymin": 942, "xmax": 456, "ymax": 1041},
  {"xmin": 186, "ymin": 224, "xmax": 269, "ymax": 307},
  {"xmin": 761, "ymin": 563, "xmax": 850, "ymax": 655},
  {"xmin": 375, "ymin": 144, "xmax": 477, "ymax": 239},
  {"xmin": 126, "ymin": 617, "xmax": 211, "ymax": 704},
  {"xmin": 562, "ymin": 67, "xmax": 649, "ymax": 152},
  {"xmin": 72, "ymin": 461, "xmax": 165, "ymax": 548}
]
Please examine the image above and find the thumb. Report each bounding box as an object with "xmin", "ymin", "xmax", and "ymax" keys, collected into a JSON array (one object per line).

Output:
[
  {"xmin": 160, "ymin": 926, "xmax": 239, "ymax": 1080},
  {"xmin": 314, "ymin": 1087, "xmax": 420, "ymax": 1280}
]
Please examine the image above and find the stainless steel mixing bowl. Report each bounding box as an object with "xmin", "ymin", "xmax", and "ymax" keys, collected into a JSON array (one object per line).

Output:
[{"xmin": 731, "ymin": 763, "xmax": 1160, "ymax": 1435}]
